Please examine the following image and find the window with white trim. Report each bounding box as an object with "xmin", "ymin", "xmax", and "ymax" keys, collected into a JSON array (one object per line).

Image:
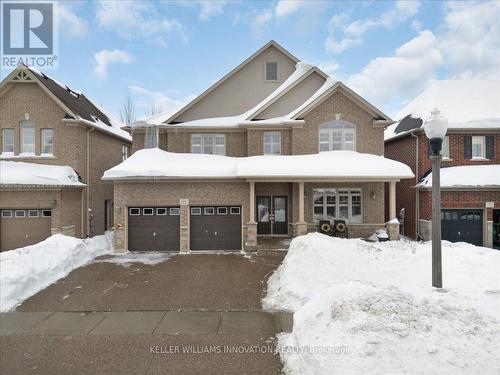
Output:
[
  {"xmin": 42, "ymin": 210, "xmax": 52, "ymax": 217},
  {"xmin": 20, "ymin": 120, "xmax": 35, "ymax": 154},
  {"xmin": 472, "ymin": 136, "xmax": 485, "ymax": 158},
  {"xmin": 144, "ymin": 127, "xmax": 158, "ymax": 149},
  {"xmin": 265, "ymin": 62, "xmax": 278, "ymax": 81},
  {"xmin": 2, "ymin": 129, "xmax": 14, "ymax": 154},
  {"xmin": 313, "ymin": 188, "xmax": 362, "ymax": 224},
  {"xmin": 15, "ymin": 210, "xmax": 26, "ymax": 218},
  {"xmin": 122, "ymin": 145, "xmax": 129, "ymax": 161},
  {"xmin": 129, "ymin": 208, "xmax": 140, "ymax": 216},
  {"xmin": 191, "ymin": 134, "xmax": 225, "ymax": 155},
  {"xmin": 41, "ymin": 129, "xmax": 53, "ymax": 155},
  {"xmin": 319, "ymin": 121, "xmax": 355, "ymax": 151},
  {"xmin": 263, "ymin": 131, "xmax": 281, "ymax": 155},
  {"xmin": 442, "ymin": 136, "xmax": 450, "ymax": 159},
  {"xmin": 1, "ymin": 210, "xmax": 12, "ymax": 218},
  {"xmin": 28, "ymin": 210, "xmax": 39, "ymax": 217}
]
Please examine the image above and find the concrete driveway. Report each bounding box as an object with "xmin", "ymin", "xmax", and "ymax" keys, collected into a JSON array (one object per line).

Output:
[{"xmin": 1, "ymin": 251, "xmax": 288, "ymax": 375}]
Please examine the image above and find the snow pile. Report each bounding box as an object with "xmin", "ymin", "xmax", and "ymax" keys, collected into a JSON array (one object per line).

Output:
[
  {"xmin": 102, "ymin": 148, "xmax": 414, "ymax": 180},
  {"xmin": 0, "ymin": 161, "xmax": 85, "ymax": 186},
  {"xmin": 264, "ymin": 234, "xmax": 500, "ymax": 374},
  {"xmin": 96, "ymin": 252, "xmax": 172, "ymax": 267},
  {"xmin": 0, "ymin": 232, "xmax": 113, "ymax": 312},
  {"xmin": 417, "ymin": 165, "xmax": 500, "ymax": 188}
]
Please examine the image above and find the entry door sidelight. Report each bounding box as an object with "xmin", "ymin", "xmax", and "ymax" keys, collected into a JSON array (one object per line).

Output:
[{"xmin": 256, "ymin": 195, "xmax": 288, "ymax": 235}]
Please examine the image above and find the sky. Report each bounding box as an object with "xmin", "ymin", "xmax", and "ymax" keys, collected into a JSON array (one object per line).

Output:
[{"xmin": 2, "ymin": 0, "xmax": 499, "ymax": 121}]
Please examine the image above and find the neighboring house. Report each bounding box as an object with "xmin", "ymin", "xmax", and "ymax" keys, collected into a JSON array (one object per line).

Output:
[
  {"xmin": 104, "ymin": 40, "xmax": 414, "ymax": 253},
  {"xmin": 0, "ymin": 65, "xmax": 131, "ymax": 251},
  {"xmin": 385, "ymin": 80, "xmax": 500, "ymax": 248}
]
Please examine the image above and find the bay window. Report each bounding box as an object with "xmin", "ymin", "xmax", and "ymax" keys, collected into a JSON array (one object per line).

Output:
[
  {"xmin": 263, "ymin": 131, "xmax": 281, "ymax": 155},
  {"xmin": 191, "ymin": 134, "xmax": 225, "ymax": 155},
  {"xmin": 20, "ymin": 120, "xmax": 35, "ymax": 154},
  {"xmin": 41, "ymin": 129, "xmax": 53, "ymax": 155},
  {"xmin": 319, "ymin": 121, "xmax": 356, "ymax": 151},
  {"xmin": 313, "ymin": 188, "xmax": 362, "ymax": 224}
]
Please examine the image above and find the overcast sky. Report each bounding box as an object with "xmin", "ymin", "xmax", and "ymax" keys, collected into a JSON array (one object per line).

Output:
[{"xmin": 5, "ymin": 0, "xmax": 499, "ymax": 120}]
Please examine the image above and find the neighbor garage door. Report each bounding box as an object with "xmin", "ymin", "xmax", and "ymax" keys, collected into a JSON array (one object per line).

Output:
[
  {"xmin": 190, "ymin": 206, "xmax": 242, "ymax": 251},
  {"xmin": 441, "ymin": 209, "xmax": 483, "ymax": 246},
  {"xmin": 1, "ymin": 209, "xmax": 52, "ymax": 252},
  {"xmin": 128, "ymin": 207, "xmax": 180, "ymax": 252}
]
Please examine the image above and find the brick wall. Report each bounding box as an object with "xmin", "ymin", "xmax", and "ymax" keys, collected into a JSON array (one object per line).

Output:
[
  {"xmin": 166, "ymin": 130, "xmax": 247, "ymax": 156},
  {"xmin": 247, "ymin": 129, "xmax": 292, "ymax": 156}
]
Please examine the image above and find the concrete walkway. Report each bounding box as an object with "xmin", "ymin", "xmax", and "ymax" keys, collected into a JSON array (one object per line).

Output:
[{"xmin": 1, "ymin": 310, "xmax": 293, "ymax": 336}]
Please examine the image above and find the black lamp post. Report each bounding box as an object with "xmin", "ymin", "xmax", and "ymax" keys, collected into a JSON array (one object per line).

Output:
[{"xmin": 423, "ymin": 108, "xmax": 448, "ymax": 288}]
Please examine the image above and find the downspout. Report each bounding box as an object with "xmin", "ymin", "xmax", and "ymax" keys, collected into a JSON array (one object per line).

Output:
[
  {"xmin": 411, "ymin": 132, "xmax": 420, "ymax": 239},
  {"xmin": 86, "ymin": 127, "xmax": 95, "ymax": 237}
]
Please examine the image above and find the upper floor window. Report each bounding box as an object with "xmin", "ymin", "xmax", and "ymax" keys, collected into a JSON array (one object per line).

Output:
[
  {"xmin": 442, "ymin": 136, "xmax": 450, "ymax": 159},
  {"xmin": 41, "ymin": 129, "xmax": 53, "ymax": 155},
  {"xmin": 191, "ymin": 134, "xmax": 225, "ymax": 155},
  {"xmin": 471, "ymin": 136, "xmax": 485, "ymax": 159},
  {"xmin": 464, "ymin": 135, "xmax": 494, "ymax": 160},
  {"xmin": 122, "ymin": 145, "xmax": 129, "ymax": 161},
  {"xmin": 263, "ymin": 131, "xmax": 281, "ymax": 155},
  {"xmin": 265, "ymin": 62, "xmax": 278, "ymax": 81},
  {"xmin": 2, "ymin": 129, "xmax": 14, "ymax": 154},
  {"xmin": 319, "ymin": 121, "xmax": 355, "ymax": 152},
  {"xmin": 20, "ymin": 120, "xmax": 35, "ymax": 154},
  {"xmin": 144, "ymin": 127, "xmax": 158, "ymax": 149}
]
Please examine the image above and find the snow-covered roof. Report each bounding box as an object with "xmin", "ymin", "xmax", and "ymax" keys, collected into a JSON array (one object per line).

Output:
[
  {"xmin": 102, "ymin": 148, "xmax": 414, "ymax": 181},
  {"xmin": 385, "ymin": 80, "xmax": 500, "ymax": 142},
  {"xmin": 0, "ymin": 161, "xmax": 86, "ymax": 187},
  {"xmin": 416, "ymin": 165, "xmax": 500, "ymax": 188}
]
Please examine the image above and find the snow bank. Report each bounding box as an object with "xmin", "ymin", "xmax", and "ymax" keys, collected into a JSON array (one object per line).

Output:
[
  {"xmin": 0, "ymin": 232, "xmax": 113, "ymax": 312},
  {"xmin": 0, "ymin": 161, "xmax": 85, "ymax": 186},
  {"xmin": 264, "ymin": 234, "xmax": 500, "ymax": 374},
  {"xmin": 417, "ymin": 164, "xmax": 500, "ymax": 188},
  {"xmin": 102, "ymin": 148, "xmax": 414, "ymax": 180}
]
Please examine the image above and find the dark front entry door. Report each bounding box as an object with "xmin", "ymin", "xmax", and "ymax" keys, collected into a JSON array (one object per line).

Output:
[
  {"xmin": 257, "ymin": 195, "xmax": 288, "ymax": 235},
  {"xmin": 441, "ymin": 209, "xmax": 483, "ymax": 247}
]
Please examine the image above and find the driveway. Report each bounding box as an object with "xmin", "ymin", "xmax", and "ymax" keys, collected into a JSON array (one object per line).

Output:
[{"xmin": 1, "ymin": 251, "xmax": 287, "ymax": 375}]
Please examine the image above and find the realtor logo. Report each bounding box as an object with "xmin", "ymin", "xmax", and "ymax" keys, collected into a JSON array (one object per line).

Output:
[{"xmin": 1, "ymin": 1, "xmax": 59, "ymax": 69}]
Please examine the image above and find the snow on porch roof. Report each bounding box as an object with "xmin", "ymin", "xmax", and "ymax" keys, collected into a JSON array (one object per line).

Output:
[
  {"xmin": 102, "ymin": 148, "xmax": 414, "ymax": 181},
  {"xmin": 416, "ymin": 164, "xmax": 500, "ymax": 189},
  {"xmin": 0, "ymin": 161, "xmax": 86, "ymax": 187}
]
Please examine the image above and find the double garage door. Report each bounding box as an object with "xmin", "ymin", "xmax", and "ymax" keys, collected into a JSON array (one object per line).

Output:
[
  {"xmin": 441, "ymin": 209, "xmax": 483, "ymax": 246},
  {"xmin": 128, "ymin": 206, "xmax": 242, "ymax": 252}
]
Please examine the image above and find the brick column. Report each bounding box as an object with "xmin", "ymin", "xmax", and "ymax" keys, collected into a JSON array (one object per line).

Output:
[
  {"xmin": 296, "ymin": 182, "xmax": 307, "ymax": 236},
  {"xmin": 180, "ymin": 200, "xmax": 190, "ymax": 253},
  {"xmin": 246, "ymin": 182, "xmax": 257, "ymax": 249},
  {"xmin": 113, "ymin": 203, "xmax": 126, "ymax": 253}
]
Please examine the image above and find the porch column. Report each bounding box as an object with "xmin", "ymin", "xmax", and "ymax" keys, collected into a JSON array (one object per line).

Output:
[
  {"xmin": 386, "ymin": 181, "xmax": 400, "ymax": 241},
  {"xmin": 246, "ymin": 182, "xmax": 257, "ymax": 249},
  {"xmin": 296, "ymin": 182, "xmax": 307, "ymax": 236}
]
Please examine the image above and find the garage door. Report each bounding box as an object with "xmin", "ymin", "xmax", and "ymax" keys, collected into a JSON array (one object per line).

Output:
[
  {"xmin": 441, "ymin": 209, "xmax": 483, "ymax": 246},
  {"xmin": 128, "ymin": 207, "xmax": 180, "ymax": 252},
  {"xmin": 190, "ymin": 206, "xmax": 242, "ymax": 251},
  {"xmin": 1, "ymin": 209, "xmax": 52, "ymax": 252}
]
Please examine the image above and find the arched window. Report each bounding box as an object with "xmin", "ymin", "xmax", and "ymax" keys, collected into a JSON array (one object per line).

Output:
[{"xmin": 319, "ymin": 121, "xmax": 355, "ymax": 151}]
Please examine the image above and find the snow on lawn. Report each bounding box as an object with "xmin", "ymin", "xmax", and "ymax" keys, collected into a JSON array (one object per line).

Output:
[
  {"xmin": 264, "ymin": 233, "xmax": 500, "ymax": 375},
  {"xmin": 96, "ymin": 252, "xmax": 172, "ymax": 267},
  {"xmin": 0, "ymin": 232, "xmax": 113, "ymax": 312}
]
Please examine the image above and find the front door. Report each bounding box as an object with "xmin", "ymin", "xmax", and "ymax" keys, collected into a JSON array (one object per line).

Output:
[{"xmin": 257, "ymin": 195, "xmax": 288, "ymax": 235}]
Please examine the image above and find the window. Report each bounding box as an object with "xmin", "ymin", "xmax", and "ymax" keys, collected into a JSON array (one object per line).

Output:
[
  {"xmin": 20, "ymin": 120, "xmax": 35, "ymax": 154},
  {"xmin": 442, "ymin": 136, "xmax": 450, "ymax": 159},
  {"xmin": 28, "ymin": 210, "xmax": 39, "ymax": 218},
  {"xmin": 2, "ymin": 129, "xmax": 14, "ymax": 154},
  {"xmin": 41, "ymin": 129, "xmax": 53, "ymax": 155},
  {"xmin": 129, "ymin": 208, "xmax": 140, "ymax": 216},
  {"xmin": 319, "ymin": 121, "xmax": 355, "ymax": 151},
  {"xmin": 15, "ymin": 210, "xmax": 26, "ymax": 218},
  {"xmin": 156, "ymin": 208, "xmax": 167, "ymax": 215},
  {"xmin": 204, "ymin": 207, "xmax": 215, "ymax": 215},
  {"xmin": 217, "ymin": 207, "xmax": 228, "ymax": 215},
  {"xmin": 265, "ymin": 62, "xmax": 278, "ymax": 81},
  {"xmin": 472, "ymin": 136, "xmax": 485, "ymax": 158},
  {"xmin": 230, "ymin": 207, "xmax": 240, "ymax": 215},
  {"xmin": 263, "ymin": 131, "xmax": 281, "ymax": 155},
  {"xmin": 191, "ymin": 207, "xmax": 202, "ymax": 215},
  {"xmin": 191, "ymin": 134, "xmax": 225, "ymax": 155},
  {"xmin": 1, "ymin": 210, "xmax": 12, "ymax": 218},
  {"xmin": 313, "ymin": 188, "xmax": 362, "ymax": 224},
  {"xmin": 42, "ymin": 210, "xmax": 52, "ymax": 217},
  {"xmin": 170, "ymin": 208, "xmax": 180, "ymax": 216},
  {"xmin": 143, "ymin": 208, "xmax": 154, "ymax": 216},
  {"xmin": 122, "ymin": 145, "xmax": 129, "ymax": 161},
  {"xmin": 144, "ymin": 127, "xmax": 158, "ymax": 149}
]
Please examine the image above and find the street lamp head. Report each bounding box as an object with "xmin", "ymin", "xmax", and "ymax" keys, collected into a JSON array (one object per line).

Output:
[{"xmin": 424, "ymin": 108, "xmax": 448, "ymax": 156}]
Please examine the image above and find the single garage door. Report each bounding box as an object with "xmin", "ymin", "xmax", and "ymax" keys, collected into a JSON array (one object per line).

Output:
[
  {"xmin": 1, "ymin": 209, "xmax": 52, "ymax": 252},
  {"xmin": 128, "ymin": 207, "xmax": 180, "ymax": 252},
  {"xmin": 190, "ymin": 206, "xmax": 242, "ymax": 251},
  {"xmin": 441, "ymin": 209, "xmax": 483, "ymax": 246}
]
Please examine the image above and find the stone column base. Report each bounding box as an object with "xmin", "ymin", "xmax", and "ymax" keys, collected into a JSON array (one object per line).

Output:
[
  {"xmin": 386, "ymin": 220, "xmax": 400, "ymax": 241},
  {"xmin": 113, "ymin": 227, "xmax": 127, "ymax": 253},
  {"xmin": 246, "ymin": 222, "xmax": 257, "ymax": 249},
  {"xmin": 180, "ymin": 204, "xmax": 190, "ymax": 253},
  {"xmin": 295, "ymin": 222, "xmax": 308, "ymax": 236}
]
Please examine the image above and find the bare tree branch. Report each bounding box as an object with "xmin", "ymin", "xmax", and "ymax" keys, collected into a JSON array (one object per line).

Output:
[
  {"xmin": 120, "ymin": 94, "xmax": 136, "ymax": 124},
  {"xmin": 144, "ymin": 102, "xmax": 164, "ymax": 118}
]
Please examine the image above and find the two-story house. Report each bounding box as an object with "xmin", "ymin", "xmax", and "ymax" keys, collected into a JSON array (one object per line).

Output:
[
  {"xmin": 0, "ymin": 65, "xmax": 132, "ymax": 251},
  {"xmin": 103, "ymin": 41, "xmax": 413, "ymax": 253},
  {"xmin": 385, "ymin": 80, "xmax": 500, "ymax": 248}
]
